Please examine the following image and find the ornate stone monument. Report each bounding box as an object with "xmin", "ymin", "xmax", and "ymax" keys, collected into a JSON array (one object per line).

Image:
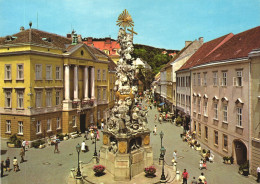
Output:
[{"xmin": 100, "ymin": 9, "xmax": 153, "ymax": 181}]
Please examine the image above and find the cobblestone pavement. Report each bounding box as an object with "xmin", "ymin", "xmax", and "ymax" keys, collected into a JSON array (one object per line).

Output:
[
  {"xmin": 145, "ymin": 102, "xmax": 257, "ymax": 184},
  {"xmin": 0, "ymin": 100, "xmax": 258, "ymax": 184}
]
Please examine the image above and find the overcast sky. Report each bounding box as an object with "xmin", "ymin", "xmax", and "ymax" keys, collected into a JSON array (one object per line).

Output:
[{"xmin": 0, "ymin": 0, "xmax": 259, "ymax": 50}]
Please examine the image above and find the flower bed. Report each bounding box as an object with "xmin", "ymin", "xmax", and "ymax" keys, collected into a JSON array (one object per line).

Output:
[
  {"xmin": 144, "ymin": 166, "xmax": 156, "ymax": 177},
  {"xmin": 93, "ymin": 165, "xmax": 105, "ymax": 176}
]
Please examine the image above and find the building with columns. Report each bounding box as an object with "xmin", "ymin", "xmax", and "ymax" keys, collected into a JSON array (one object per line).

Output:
[{"xmin": 0, "ymin": 27, "xmax": 116, "ymax": 141}]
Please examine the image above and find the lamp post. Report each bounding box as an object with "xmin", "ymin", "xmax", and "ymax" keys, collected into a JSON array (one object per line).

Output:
[
  {"xmin": 159, "ymin": 131, "xmax": 164, "ymax": 163},
  {"xmin": 94, "ymin": 130, "xmax": 98, "ymax": 157},
  {"xmin": 160, "ymin": 146, "xmax": 166, "ymax": 183},
  {"xmin": 76, "ymin": 143, "xmax": 81, "ymax": 177}
]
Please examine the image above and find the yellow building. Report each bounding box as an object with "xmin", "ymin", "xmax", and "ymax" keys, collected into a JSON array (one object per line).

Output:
[{"xmin": 0, "ymin": 27, "xmax": 116, "ymax": 141}]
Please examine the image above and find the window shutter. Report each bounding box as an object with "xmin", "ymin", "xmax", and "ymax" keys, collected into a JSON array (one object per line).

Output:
[{"xmin": 233, "ymin": 77, "xmax": 237, "ymax": 86}]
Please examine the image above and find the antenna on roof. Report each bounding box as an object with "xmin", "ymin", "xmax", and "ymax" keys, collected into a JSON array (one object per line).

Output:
[
  {"xmin": 37, "ymin": 12, "xmax": 38, "ymax": 29},
  {"xmin": 29, "ymin": 21, "xmax": 32, "ymax": 29}
]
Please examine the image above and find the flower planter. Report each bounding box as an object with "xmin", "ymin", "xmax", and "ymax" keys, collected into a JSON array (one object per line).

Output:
[
  {"xmin": 63, "ymin": 136, "xmax": 68, "ymax": 140},
  {"xmin": 39, "ymin": 144, "xmax": 45, "ymax": 149},
  {"xmin": 7, "ymin": 142, "xmax": 15, "ymax": 148},
  {"xmin": 243, "ymin": 169, "xmax": 249, "ymax": 176}
]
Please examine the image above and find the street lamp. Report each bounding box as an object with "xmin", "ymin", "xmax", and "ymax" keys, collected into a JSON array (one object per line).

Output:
[
  {"xmin": 160, "ymin": 146, "xmax": 166, "ymax": 183},
  {"xmin": 76, "ymin": 143, "xmax": 81, "ymax": 177},
  {"xmin": 93, "ymin": 130, "xmax": 98, "ymax": 156},
  {"xmin": 159, "ymin": 131, "xmax": 164, "ymax": 162}
]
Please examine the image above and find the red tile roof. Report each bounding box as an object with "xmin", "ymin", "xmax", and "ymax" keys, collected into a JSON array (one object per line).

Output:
[
  {"xmin": 83, "ymin": 38, "xmax": 120, "ymax": 56},
  {"xmin": 200, "ymin": 26, "xmax": 260, "ymax": 64},
  {"xmin": 179, "ymin": 33, "xmax": 233, "ymax": 71}
]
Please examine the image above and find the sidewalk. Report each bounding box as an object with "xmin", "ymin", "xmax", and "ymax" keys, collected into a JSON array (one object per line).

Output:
[{"xmin": 67, "ymin": 159, "xmax": 181, "ymax": 184}]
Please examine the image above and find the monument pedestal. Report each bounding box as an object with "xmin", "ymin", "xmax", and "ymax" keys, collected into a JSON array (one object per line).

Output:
[{"xmin": 100, "ymin": 130, "xmax": 153, "ymax": 181}]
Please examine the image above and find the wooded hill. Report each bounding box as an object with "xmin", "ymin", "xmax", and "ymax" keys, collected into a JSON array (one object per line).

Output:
[{"xmin": 132, "ymin": 44, "xmax": 179, "ymax": 75}]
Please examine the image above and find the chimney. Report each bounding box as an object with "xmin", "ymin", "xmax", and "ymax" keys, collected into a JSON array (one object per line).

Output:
[
  {"xmin": 87, "ymin": 37, "xmax": 93, "ymax": 44},
  {"xmin": 199, "ymin": 37, "xmax": 204, "ymax": 44},
  {"xmin": 185, "ymin": 41, "xmax": 192, "ymax": 47},
  {"xmin": 20, "ymin": 26, "xmax": 25, "ymax": 32},
  {"xmin": 105, "ymin": 37, "xmax": 111, "ymax": 44},
  {"xmin": 67, "ymin": 34, "xmax": 71, "ymax": 39}
]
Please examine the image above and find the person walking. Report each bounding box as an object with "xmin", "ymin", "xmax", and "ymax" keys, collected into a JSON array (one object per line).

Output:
[
  {"xmin": 257, "ymin": 166, "xmax": 260, "ymax": 183},
  {"xmin": 199, "ymin": 159, "xmax": 203, "ymax": 170},
  {"xmin": 154, "ymin": 114, "xmax": 157, "ymax": 123},
  {"xmin": 191, "ymin": 176, "xmax": 198, "ymax": 184},
  {"xmin": 96, "ymin": 130, "xmax": 100, "ymax": 141},
  {"xmin": 5, "ymin": 157, "xmax": 10, "ymax": 172},
  {"xmin": 101, "ymin": 119, "xmax": 104, "ymax": 131},
  {"xmin": 173, "ymin": 150, "xmax": 177, "ymax": 163},
  {"xmin": 198, "ymin": 173, "xmax": 206, "ymax": 183},
  {"xmin": 13, "ymin": 157, "xmax": 19, "ymax": 172},
  {"xmin": 20, "ymin": 148, "xmax": 25, "ymax": 163},
  {"xmin": 54, "ymin": 140, "xmax": 59, "ymax": 153},
  {"xmin": 153, "ymin": 125, "xmax": 157, "ymax": 135},
  {"xmin": 182, "ymin": 169, "xmax": 189, "ymax": 184},
  {"xmin": 22, "ymin": 140, "xmax": 26, "ymax": 152},
  {"xmin": 81, "ymin": 141, "xmax": 86, "ymax": 153},
  {"xmin": 202, "ymin": 159, "xmax": 207, "ymax": 170},
  {"xmin": 1, "ymin": 160, "xmax": 4, "ymax": 177}
]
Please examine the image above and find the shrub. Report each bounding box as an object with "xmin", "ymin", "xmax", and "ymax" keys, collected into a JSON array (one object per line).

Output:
[
  {"xmin": 176, "ymin": 116, "xmax": 183, "ymax": 126},
  {"xmin": 239, "ymin": 160, "xmax": 249, "ymax": 171},
  {"xmin": 93, "ymin": 165, "xmax": 105, "ymax": 173},
  {"xmin": 9, "ymin": 134, "xmax": 22, "ymax": 147},
  {"xmin": 32, "ymin": 139, "xmax": 45, "ymax": 148},
  {"xmin": 57, "ymin": 133, "xmax": 64, "ymax": 140},
  {"xmin": 144, "ymin": 166, "xmax": 156, "ymax": 175}
]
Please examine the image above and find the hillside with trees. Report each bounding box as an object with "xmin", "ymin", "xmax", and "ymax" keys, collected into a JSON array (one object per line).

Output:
[{"xmin": 132, "ymin": 44, "xmax": 179, "ymax": 75}]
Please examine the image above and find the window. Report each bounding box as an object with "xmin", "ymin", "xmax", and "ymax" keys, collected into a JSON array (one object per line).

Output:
[
  {"xmin": 47, "ymin": 119, "xmax": 52, "ymax": 131},
  {"xmin": 203, "ymin": 73, "xmax": 207, "ymax": 86},
  {"xmin": 198, "ymin": 123, "xmax": 201, "ymax": 136},
  {"xmin": 214, "ymin": 103, "xmax": 218, "ymax": 119},
  {"xmin": 5, "ymin": 64, "xmax": 12, "ymax": 80},
  {"xmin": 223, "ymin": 134, "xmax": 228, "ymax": 150},
  {"xmin": 18, "ymin": 121, "xmax": 23, "ymax": 134},
  {"xmin": 57, "ymin": 117, "xmax": 61, "ymax": 129},
  {"xmin": 17, "ymin": 64, "xmax": 24, "ymax": 79},
  {"xmin": 17, "ymin": 90, "xmax": 24, "ymax": 109},
  {"xmin": 6, "ymin": 120, "xmax": 11, "ymax": 133},
  {"xmin": 198, "ymin": 98, "xmax": 201, "ymax": 113},
  {"xmin": 222, "ymin": 72, "xmax": 227, "ymax": 86},
  {"xmin": 205, "ymin": 126, "xmax": 208, "ymax": 139},
  {"xmin": 233, "ymin": 70, "xmax": 243, "ymax": 87},
  {"xmin": 56, "ymin": 66, "xmax": 61, "ymax": 80},
  {"xmin": 103, "ymin": 88, "xmax": 106, "ymax": 100},
  {"xmin": 203, "ymin": 100, "xmax": 208, "ymax": 116},
  {"xmin": 35, "ymin": 64, "xmax": 42, "ymax": 80},
  {"xmin": 197, "ymin": 73, "xmax": 201, "ymax": 86},
  {"xmin": 55, "ymin": 91, "xmax": 60, "ymax": 105},
  {"xmin": 103, "ymin": 69, "xmax": 106, "ymax": 81},
  {"xmin": 98, "ymin": 110, "xmax": 100, "ymax": 120},
  {"xmin": 237, "ymin": 107, "xmax": 242, "ymax": 126},
  {"xmin": 214, "ymin": 131, "xmax": 218, "ymax": 145},
  {"xmin": 193, "ymin": 97, "xmax": 196, "ymax": 112},
  {"xmin": 213, "ymin": 72, "xmax": 218, "ymax": 86},
  {"xmin": 5, "ymin": 90, "xmax": 12, "ymax": 108},
  {"xmin": 97, "ymin": 88, "xmax": 101, "ymax": 101},
  {"xmin": 46, "ymin": 90, "xmax": 52, "ymax": 107},
  {"xmin": 36, "ymin": 120, "xmax": 41, "ymax": 133},
  {"xmin": 72, "ymin": 116, "xmax": 77, "ymax": 127},
  {"xmin": 46, "ymin": 65, "xmax": 52, "ymax": 80},
  {"xmin": 223, "ymin": 105, "xmax": 228, "ymax": 122},
  {"xmin": 36, "ymin": 91, "xmax": 42, "ymax": 108},
  {"xmin": 193, "ymin": 73, "xmax": 196, "ymax": 86},
  {"xmin": 97, "ymin": 69, "xmax": 101, "ymax": 80}
]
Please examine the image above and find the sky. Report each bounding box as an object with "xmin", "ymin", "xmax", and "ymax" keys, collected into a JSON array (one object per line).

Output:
[{"xmin": 0, "ymin": 0, "xmax": 259, "ymax": 50}]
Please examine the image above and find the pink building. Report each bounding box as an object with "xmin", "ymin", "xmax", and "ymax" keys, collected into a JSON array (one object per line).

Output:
[{"xmin": 179, "ymin": 26, "xmax": 260, "ymax": 171}]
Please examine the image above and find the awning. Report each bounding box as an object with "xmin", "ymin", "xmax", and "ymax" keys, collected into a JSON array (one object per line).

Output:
[{"xmin": 159, "ymin": 102, "xmax": 165, "ymax": 106}]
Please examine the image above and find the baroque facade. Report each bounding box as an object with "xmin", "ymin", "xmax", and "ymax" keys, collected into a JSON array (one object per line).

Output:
[{"xmin": 0, "ymin": 27, "xmax": 116, "ymax": 141}]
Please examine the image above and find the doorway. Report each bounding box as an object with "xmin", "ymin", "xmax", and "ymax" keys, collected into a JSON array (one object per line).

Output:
[
  {"xmin": 233, "ymin": 140, "xmax": 247, "ymax": 165},
  {"xmin": 80, "ymin": 114, "xmax": 86, "ymax": 133}
]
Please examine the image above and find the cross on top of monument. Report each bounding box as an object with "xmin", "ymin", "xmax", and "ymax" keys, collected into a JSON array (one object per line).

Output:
[{"xmin": 127, "ymin": 27, "xmax": 138, "ymax": 36}]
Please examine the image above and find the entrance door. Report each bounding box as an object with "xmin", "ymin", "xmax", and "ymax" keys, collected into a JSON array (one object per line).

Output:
[
  {"xmin": 80, "ymin": 114, "xmax": 86, "ymax": 133},
  {"xmin": 234, "ymin": 140, "xmax": 247, "ymax": 165}
]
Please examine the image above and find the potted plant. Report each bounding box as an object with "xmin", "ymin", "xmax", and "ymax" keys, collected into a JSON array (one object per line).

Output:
[
  {"xmin": 144, "ymin": 166, "xmax": 156, "ymax": 177},
  {"xmin": 93, "ymin": 165, "xmax": 105, "ymax": 176},
  {"xmin": 239, "ymin": 161, "xmax": 249, "ymax": 176},
  {"xmin": 8, "ymin": 134, "xmax": 22, "ymax": 148},
  {"xmin": 63, "ymin": 133, "xmax": 69, "ymax": 140},
  {"xmin": 229, "ymin": 156, "xmax": 234, "ymax": 164},
  {"xmin": 223, "ymin": 156, "xmax": 228, "ymax": 164}
]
